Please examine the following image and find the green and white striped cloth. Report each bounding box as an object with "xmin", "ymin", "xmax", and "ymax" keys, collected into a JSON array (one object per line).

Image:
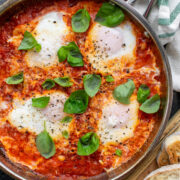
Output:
[
  {"xmin": 158, "ymin": 0, "xmax": 180, "ymax": 45},
  {"xmin": 134, "ymin": 0, "xmax": 180, "ymax": 92}
]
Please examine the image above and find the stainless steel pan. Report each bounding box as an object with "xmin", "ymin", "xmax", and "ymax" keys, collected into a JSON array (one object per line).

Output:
[{"xmin": 0, "ymin": 0, "xmax": 173, "ymax": 179}]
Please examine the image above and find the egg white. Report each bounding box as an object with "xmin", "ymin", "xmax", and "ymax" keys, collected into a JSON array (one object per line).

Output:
[
  {"xmin": 98, "ymin": 95, "xmax": 139, "ymax": 145},
  {"xmin": 0, "ymin": 100, "xmax": 8, "ymax": 111},
  {"xmin": 8, "ymin": 91, "xmax": 70, "ymax": 140},
  {"xmin": 25, "ymin": 11, "xmax": 70, "ymax": 67},
  {"xmin": 9, "ymin": 11, "xmax": 70, "ymax": 68},
  {"xmin": 85, "ymin": 21, "xmax": 136, "ymax": 74}
]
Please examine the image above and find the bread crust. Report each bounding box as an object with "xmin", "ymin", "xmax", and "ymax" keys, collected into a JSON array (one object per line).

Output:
[
  {"xmin": 157, "ymin": 131, "xmax": 180, "ymax": 167},
  {"xmin": 165, "ymin": 132, "xmax": 180, "ymax": 164},
  {"xmin": 144, "ymin": 164, "xmax": 180, "ymax": 180},
  {"xmin": 157, "ymin": 147, "xmax": 170, "ymax": 167}
]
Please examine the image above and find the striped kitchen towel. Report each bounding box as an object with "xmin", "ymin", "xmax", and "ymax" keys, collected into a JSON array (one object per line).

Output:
[
  {"xmin": 134, "ymin": 0, "xmax": 180, "ymax": 92},
  {"xmin": 158, "ymin": 0, "xmax": 180, "ymax": 45}
]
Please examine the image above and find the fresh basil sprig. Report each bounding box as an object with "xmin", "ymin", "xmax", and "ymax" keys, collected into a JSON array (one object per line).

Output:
[
  {"xmin": 68, "ymin": 50, "xmax": 84, "ymax": 67},
  {"xmin": 137, "ymin": 84, "xmax": 150, "ymax": 103},
  {"xmin": 77, "ymin": 132, "xmax": 99, "ymax": 156},
  {"xmin": 54, "ymin": 77, "xmax": 73, "ymax": 87},
  {"xmin": 32, "ymin": 96, "xmax": 50, "ymax": 108},
  {"xmin": 115, "ymin": 149, "xmax": 122, "ymax": 157},
  {"xmin": 62, "ymin": 130, "xmax": 69, "ymax": 139},
  {"xmin": 36, "ymin": 122, "xmax": 56, "ymax": 159},
  {"xmin": 95, "ymin": 2, "xmax": 125, "ymax": 27},
  {"xmin": 83, "ymin": 74, "xmax": 101, "ymax": 97},
  {"xmin": 61, "ymin": 116, "xmax": 72, "ymax": 123},
  {"xmin": 58, "ymin": 42, "xmax": 79, "ymax": 62},
  {"xmin": 57, "ymin": 42, "xmax": 84, "ymax": 67},
  {"xmin": 42, "ymin": 79, "xmax": 55, "ymax": 90},
  {"xmin": 72, "ymin": 9, "xmax": 91, "ymax": 33},
  {"xmin": 5, "ymin": 72, "xmax": 23, "ymax": 85},
  {"xmin": 18, "ymin": 31, "xmax": 41, "ymax": 52},
  {"xmin": 105, "ymin": 75, "xmax": 114, "ymax": 83},
  {"xmin": 140, "ymin": 94, "xmax": 160, "ymax": 114},
  {"xmin": 64, "ymin": 90, "xmax": 89, "ymax": 114},
  {"xmin": 113, "ymin": 79, "xmax": 135, "ymax": 104}
]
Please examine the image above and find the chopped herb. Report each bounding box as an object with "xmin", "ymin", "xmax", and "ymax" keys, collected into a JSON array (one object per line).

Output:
[
  {"xmin": 83, "ymin": 74, "xmax": 101, "ymax": 97},
  {"xmin": 54, "ymin": 77, "xmax": 73, "ymax": 87},
  {"xmin": 64, "ymin": 90, "xmax": 89, "ymax": 114},
  {"xmin": 62, "ymin": 130, "xmax": 69, "ymax": 139},
  {"xmin": 95, "ymin": 2, "xmax": 125, "ymax": 27},
  {"xmin": 18, "ymin": 31, "xmax": 41, "ymax": 52},
  {"xmin": 140, "ymin": 94, "xmax": 160, "ymax": 114},
  {"xmin": 32, "ymin": 96, "xmax": 50, "ymax": 108},
  {"xmin": 36, "ymin": 122, "xmax": 56, "ymax": 159},
  {"xmin": 57, "ymin": 42, "xmax": 84, "ymax": 67},
  {"xmin": 113, "ymin": 79, "xmax": 135, "ymax": 104},
  {"xmin": 137, "ymin": 84, "xmax": 150, "ymax": 103},
  {"xmin": 61, "ymin": 116, "xmax": 72, "ymax": 123},
  {"xmin": 72, "ymin": 9, "xmax": 91, "ymax": 33},
  {"xmin": 5, "ymin": 72, "xmax": 23, "ymax": 85},
  {"xmin": 77, "ymin": 132, "xmax": 99, "ymax": 156},
  {"xmin": 42, "ymin": 79, "xmax": 55, "ymax": 90},
  {"xmin": 105, "ymin": 75, "xmax": 114, "ymax": 82},
  {"xmin": 115, "ymin": 149, "xmax": 122, "ymax": 157}
]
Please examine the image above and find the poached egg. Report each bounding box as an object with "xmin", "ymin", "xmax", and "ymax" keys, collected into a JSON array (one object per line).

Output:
[
  {"xmin": 98, "ymin": 95, "xmax": 139, "ymax": 144},
  {"xmin": 85, "ymin": 21, "xmax": 136, "ymax": 74},
  {"xmin": 9, "ymin": 11, "xmax": 70, "ymax": 68},
  {"xmin": 8, "ymin": 91, "xmax": 70, "ymax": 140}
]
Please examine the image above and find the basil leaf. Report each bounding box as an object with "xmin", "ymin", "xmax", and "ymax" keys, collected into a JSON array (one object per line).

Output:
[
  {"xmin": 62, "ymin": 130, "xmax": 69, "ymax": 139},
  {"xmin": 57, "ymin": 42, "xmax": 80, "ymax": 61},
  {"xmin": 32, "ymin": 96, "xmax": 50, "ymax": 108},
  {"xmin": 83, "ymin": 74, "xmax": 101, "ymax": 97},
  {"xmin": 5, "ymin": 72, "xmax": 23, "ymax": 85},
  {"xmin": 113, "ymin": 79, "xmax": 135, "ymax": 104},
  {"xmin": 57, "ymin": 46, "xmax": 69, "ymax": 62},
  {"xmin": 58, "ymin": 42, "xmax": 80, "ymax": 62},
  {"xmin": 64, "ymin": 90, "xmax": 89, "ymax": 114},
  {"xmin": 57, "ymin": 42, "xmax": 84, "ymax": 67},
  {"xmin": 72, "ymin": 9, "xmax": 91, "ymax": 33},
  {"xmin": 36, "ymin": 123, "xmax": 56, "ymax": 159},
  {"xmin": 95, "ymin": 2, "xmax": 125, "ymax": 27},
  {"xmin": 35, "ymin": 43, "xmax": 42, "ymax": 52},
  {"xmin": 42, "ymin": 79, "xmax": 55, "ymax": 90},
  {"xmin": 137, "ymin": 84, "xmax": 150, "ymax": 103},
  {"xmin": 140, "ymin": 94, "xmax": 160, "ymax": 114},
  {"xmin": 54, "ymin": 77, "xmax": 73, "ymax": 87},
  {"xmin": 115, "ymin": 149, "xmax": 122, "ymax": 157},
  {"xmin": 77, "ymin": 132, "xmax": 99, "ymax": 156},
  {"xmin": 61, "ymin": 116, "xmax": 72, "ymax": 123},
  {"xmin": 18, "ymin": 31, "xmax": 41, "ymax": 52},
  {"xmin": 105, "ymin": 75, "xmax": 114, "ymax": 82},
  {"xmin": 67, "ymin": 50, "xmax": 84, "ymax": 67}
]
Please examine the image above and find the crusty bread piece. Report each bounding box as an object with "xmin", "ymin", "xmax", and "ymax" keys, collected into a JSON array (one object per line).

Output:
[
  {"xmin": 144, "ymin": 164, "xmax": 180, "ymax": 180},
  {"xmin": 156, "ymin": 131, "xmax": 180, "ymax": 167},
  {"xmin": 164, "ymin": 132, "xmax": 180, "ymax": 164},
  {"xmin": 157, "ymin": 146, "xmax": 170, "ymax": 167}
]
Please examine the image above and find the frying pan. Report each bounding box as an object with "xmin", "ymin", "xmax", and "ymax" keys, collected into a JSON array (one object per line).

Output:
[{"xmin": 0, "ymin": 0, "xmax": 173, "ymax": 179}]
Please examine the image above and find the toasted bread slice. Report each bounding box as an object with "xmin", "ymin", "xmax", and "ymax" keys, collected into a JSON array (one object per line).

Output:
[
  {"xmin": 157, "ymin": 146, "xmax": 170, "ymax": 167},
  {"xmin": 144, "ymin": 164, "xmax": 180, "ymax": 180},
  {"xmin": 164, "ymin": 132, "xmax": 180, "ymax": 164}
]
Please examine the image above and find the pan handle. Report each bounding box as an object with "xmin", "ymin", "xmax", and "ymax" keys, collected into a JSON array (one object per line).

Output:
[
  {"xmin": 125, "ymin": 0, "xmax": 157, "ymax": 19},
  {"xmin": 143, "ymin": 0, "xmax": 157, "ymax": 18}
]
